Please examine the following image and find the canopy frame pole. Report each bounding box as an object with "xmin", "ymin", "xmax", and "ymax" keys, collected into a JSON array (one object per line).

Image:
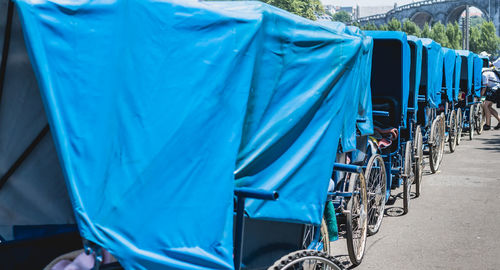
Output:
[{"xmin": 0, "ymin": 124, "xmax": 49, "ymax": 189}]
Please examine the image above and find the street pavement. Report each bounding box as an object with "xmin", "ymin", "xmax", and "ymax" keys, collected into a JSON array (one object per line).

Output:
[{"xmin": 331, "ymin": 117, "xmax": 500, "ymax": 270}]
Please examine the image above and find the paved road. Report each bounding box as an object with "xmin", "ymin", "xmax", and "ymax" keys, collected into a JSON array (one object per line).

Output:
[{"xmin": 331, "ymin": 118, "xmax": 500, "ymax": 270}]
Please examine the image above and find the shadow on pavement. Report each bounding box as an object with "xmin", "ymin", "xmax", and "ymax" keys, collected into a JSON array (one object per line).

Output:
[{"xmin": 476, "ymin": 133, "xmax": 500, "ymax": 151}]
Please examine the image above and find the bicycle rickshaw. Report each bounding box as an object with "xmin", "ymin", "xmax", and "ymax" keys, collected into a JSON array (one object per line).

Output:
[
  {"xmin": 417, "ymin": 38, "xmax": 445, "ymax": 174},
  {"xmin": 456, "ymin": 50, "xmax": 478, "ymax": 141},
  {"xmin": 440, "ymin": 48, "xmax": 459, "ymax": 153},
  {"xmin": 1, "ymin": 1, "xmax": 376, "ymax": 269},
  {"xmin": 364, "ymin": 31, "xmax": 415, "ymax": 215}
]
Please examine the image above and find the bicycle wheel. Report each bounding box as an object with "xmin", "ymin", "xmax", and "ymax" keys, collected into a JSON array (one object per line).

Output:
[
  {"xmin": 403, "ymin": 142, "xmax": 412, "ymax": 215},
  {"xmin": 365, "ymin": 154, "xmax": 386, "ymax": 236},
  {"xmin": 448, "ymin": 110, "xmax": 457, "ymax": 152},
  {"xmin": 345, "ymin": 173, "xmax": 367, "ymax": 266},
  {"xmin": 429, "ymin": 116, "xmax": 442, "ymax": 173},
  {"xmin": 269, "ymin": 250, "xmax": 343, "ymax": 270},
  {"xmin": 456, "ymin": 108, "xmax": 463, "ymax": 145},
  {"xmin": 414, "ymin": 125, "xmax": 423, "ymax": 198},
  {"xmin": 475, "ymin": 103, "xmax": 484, "ymax": 135},
  {"xmin": 302, "ymin": 218, "xmax": 330, "ymax": 253},
  {"xmin": 438, "ymin": 114, "xmax": 446, "ymax": 164},
  {"xmin": 469, "ymin": 105, "xmax": 474, "ymax": 140}
]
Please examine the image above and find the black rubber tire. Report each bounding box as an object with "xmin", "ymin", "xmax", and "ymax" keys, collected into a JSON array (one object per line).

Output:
[
  {"xmin": 475, "ymin": 103, "xmax": 484, "ymax": 135},
  {"xmin": 403, "ymin": 142, "xmax": 412, "ymax": 215},
  {"xmin": 414, "ymin": 125, "xmax": 423, "ymax": 198},
  {"xmin": 429, "ymin": 116, "xmax": 443, "ymax": 174},
  {"xmin": 365, "ymin": 154, "xmax": 386, "ymax": 236},
  {"xmin": 345, "ymin": 174, "xmax": 368, "ymax": 266},
  {"xmin": 469, "ymin": 105, "xmax": 474, "ymax": 141},
  {"xmin": 269, "ymin": 250, "xmax": 344, "ymax": 270},
  {"xmin": 456, "ymin": 108, "xmax": 463, "ymax": 145},
  {"xmin": 448, "ymin": 110, "xmax": 457, "ymax": 153}
]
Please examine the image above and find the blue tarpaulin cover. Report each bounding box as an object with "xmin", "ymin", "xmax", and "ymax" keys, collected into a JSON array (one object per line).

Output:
[
  {"xmin": 407, "ymin": 36, "xmax": 422, "ymax": 119},
  {"xmin": 473, "ymin": 54, "xmax": 483, "ymax": 95},
  {"xmin": 365, "ymin": 31, "xmax": 410, "ymax": 127},
  {"xmin": 346, "ymin": 26, "xmax": 374, "ymax": 137},
  {"xmin": 315, "ymin": 22, "xmax": 374, "ymax": 149},
  {"xmin": 441, "ymin": 48, "xmax": 456, "ymax": 102},
  {"xmin": 457, "ymin": 50, "xmax": 474, "ymax": 96},
  {"xmin": 233, "ymin": 14, "xmax": 367, "ymax": 223},
  {"xmin": 421, "ymin": 38, "xmax": 443, "ymax": 108},
  {"xmin": 14, "ymin": 0, "xmax": 367, "ymax": 269},
  {"xmin": 453, "ymin": 52, "xmax": 462, "ymax": 101}
]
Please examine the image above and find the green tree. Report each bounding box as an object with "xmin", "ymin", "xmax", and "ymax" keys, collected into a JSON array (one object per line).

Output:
[
  {"xmin": 421, "ymin": 23, "xmax": 431, "ymax": 38},
  {"xmin": 331, "ymin": 11, "xmax": 351, "ymax": 24},
  {"xmin": 387, "ymin": 18, "xmax": 401, "ymax": 31},
  {"xmin": 470, "ymin": 16, "xmax": 485, "ymax": 27},
  {"xmin": 430, "ymin": 22, "xmax": 449, "ymax": 47},
  {"xmin": 361, "ymin": 23, "xmax": 378, "ymax": 31},
  {"xmin": 445, "ymin": 22, "xmax": 462, "ymax": 49},
  {"xmin": 477, "ymin": 21, "xmax": 500, "ymax": 55},
  {"xmin": 402, "ymin": 20, "xmax": 421, "ymax": 37},
  {"xmin": 262, "ymin": 0, "xmax": 324, "ymax": 20},
  {"xmin": 469, "ymin": 25, "xmax": 481, "ymax": 53},
  {"xmin": 378, "ymin": 24, "xmax": 389, "ymax": 31}
]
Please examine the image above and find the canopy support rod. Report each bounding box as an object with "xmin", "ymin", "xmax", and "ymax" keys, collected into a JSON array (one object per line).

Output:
[
  {"xmin": 0, "ymin": 124, "xmax": 49, "ymax": 189},
  {"xmin": 0, "ymin": 0, "xmax": 14, "ymax": 103}
]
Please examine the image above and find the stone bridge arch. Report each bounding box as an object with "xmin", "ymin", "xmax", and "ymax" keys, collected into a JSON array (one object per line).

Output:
[{"xmin": 358, "ymin": 0, "xmax": 499, "ymax": 35}]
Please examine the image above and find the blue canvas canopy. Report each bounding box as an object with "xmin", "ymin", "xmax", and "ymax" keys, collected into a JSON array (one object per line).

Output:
[
  {"xmin": 407, "ymin": 36, "xmax": 422, "ymax": 120},
  {"xmin": 14, "ymin": 0, "xmax": 366, "ymax": 269},
  {"xmin": 365, "ymin": 31, "xmax": 410, "ymax": 128},
  {"xmin": 453, "ymin": 52, "xmax": 463, "ymax": 101},
  {"xmin": 346, "ymin": 26, "xmax": 374, "ymax": 137},
  {"xmin": 316, "ymin": 22, "xmax": 374, "ymax": 149},
  {"xmin": 441, "ymin": 48, "xmax": 457, "ymax": 102},
  {"xmin": 473, "ymin": 54, "xmax": 483, "ymax": 96},
  {"xmin": 420, "ymin": 38, "xmax": 443, "ymax": 108},
  {"xmin": 457, "ymin": 50, "xmax": 474, "ymax": 96}
]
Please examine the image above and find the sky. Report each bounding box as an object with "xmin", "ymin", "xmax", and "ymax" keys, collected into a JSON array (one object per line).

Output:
[{"xmin": 319, "ymin": 0, "xmax": 414, "ymax": 7}]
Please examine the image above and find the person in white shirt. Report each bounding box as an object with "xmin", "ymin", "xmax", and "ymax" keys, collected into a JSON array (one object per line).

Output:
[{"xmin": 481, "ymin": 59, "xmax": 500, "ymax": 130}]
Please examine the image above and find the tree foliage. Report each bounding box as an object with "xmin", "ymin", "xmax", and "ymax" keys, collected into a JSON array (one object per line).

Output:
[
  {"xmin": 402, "ymin": 20, "xmax": 421, "ymax": 37},
  {"xmin": 445, "ymin": 22, "xmax": 462, "ymax": 49},
  {"xmin": 261, "ymin": 0, "xmax": 324, "ymax": 20},
  {"xmin": 331, "ymin": 11, "xmax": 351, "ymax": 24},
  {"xmin": 476, "ymin": 21, "xmax": 500, "ymax": 55},
  {"xmin": 387, "ymin": 18, "xmax": 401, "ymax": 31},
  {"xmin": 430, "ymin": 22, "xmax": 449, "ymax": 47},
  {"xmin": 378, "ymin": 24, "xmax": 389, "ymax": 31},
  {"xmin": 361, "ymin": 23, "xmax": 378, "ymax": 31},
  {"xmin": 469, "ymin": 26, "xmax": 481, "ymax": 53},
  {"xmin": 421, "ymin": 23, "xmax": 431, "ymax": 38}
]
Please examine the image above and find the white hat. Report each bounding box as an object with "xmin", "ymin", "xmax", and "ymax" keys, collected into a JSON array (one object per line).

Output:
[{"xmin": 480, "ymin": 51, "xmax": 491, "ymax": 57}]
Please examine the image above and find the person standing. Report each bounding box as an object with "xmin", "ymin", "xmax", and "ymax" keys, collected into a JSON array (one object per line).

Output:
[{"xmin": 481, "ymin": 59, "xmax": 500, "ymax": 130}]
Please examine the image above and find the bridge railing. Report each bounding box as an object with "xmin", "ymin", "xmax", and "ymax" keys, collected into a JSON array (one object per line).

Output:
[{"xmin": 357, "ymin": 0, "xmax": 448, "ymax": 22}]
